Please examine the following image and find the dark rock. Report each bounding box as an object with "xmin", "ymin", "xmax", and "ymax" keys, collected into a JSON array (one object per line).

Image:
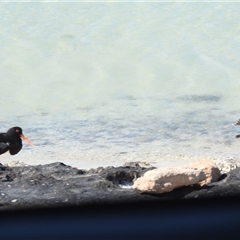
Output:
[
  {"xmin": 88, "ymin": 162, "xmax": 155, "ymax": 185},
  {"xmin": 98, "ymin": 165, "xmax": 149, "ymax": 185},
  {"xmin": 181, "ymin": 167, "xmax": 240, "ymax": 199},
  {"xmin": 0, "ymin": 162, "xmax": 158, "ymax": 210},
  {"xmin": 178, "ymin": 94, "xmax": 221, "ymax": 103},
  {"xmin": 0, "ymin": 161, "xmax": 240, "ymax": 210}
]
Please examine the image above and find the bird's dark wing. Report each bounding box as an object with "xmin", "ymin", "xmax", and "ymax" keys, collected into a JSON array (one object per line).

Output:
[
  {"xmin": 0, "ymin": 142, "xmax": 9, "ymax": 155},
  {"xmin": 0, "ymin": 133, "xmax": 7, "ymax": 143}
]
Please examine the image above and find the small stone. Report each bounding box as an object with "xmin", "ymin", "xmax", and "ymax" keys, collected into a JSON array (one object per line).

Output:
[{"xmin": 7, "ymin": 161, "xmax": 28, "ymax": 167}]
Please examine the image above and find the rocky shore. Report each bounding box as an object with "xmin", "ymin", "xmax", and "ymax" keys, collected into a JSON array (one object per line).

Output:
[{"xmin": 0, "ymin": 159, "xmax": 240, "ymax": 210}]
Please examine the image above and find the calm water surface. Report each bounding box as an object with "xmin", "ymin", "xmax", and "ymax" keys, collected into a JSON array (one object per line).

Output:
[{"xmin": 1, "ymin": 2, "xmax": 240, "ymax": 169}]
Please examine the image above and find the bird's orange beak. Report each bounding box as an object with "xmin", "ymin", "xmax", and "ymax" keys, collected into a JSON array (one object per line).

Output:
[{"xmin": 20, "ymin": 134, "xmax": 34, "ymax": 147}]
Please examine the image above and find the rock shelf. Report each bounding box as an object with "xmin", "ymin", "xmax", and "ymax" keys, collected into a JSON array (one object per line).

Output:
[{"xmin": 0, "ymin": 159, "xmax": 240, "ymax": 210}]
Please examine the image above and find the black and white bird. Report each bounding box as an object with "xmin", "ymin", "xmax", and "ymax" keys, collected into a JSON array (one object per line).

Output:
[{"xmin": 0, "ymin": 127, "xmax": 34, "ymax": 156}]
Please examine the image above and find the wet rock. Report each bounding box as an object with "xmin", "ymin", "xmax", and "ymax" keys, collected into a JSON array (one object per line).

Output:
[{"xmin": 178, "ymin": 94, "xmax": 221, "ymax": 103}]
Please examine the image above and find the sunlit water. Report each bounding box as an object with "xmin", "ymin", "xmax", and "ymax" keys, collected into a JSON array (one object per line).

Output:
[{"xmin": 1, "ymin": 2, "xmax": 240, "ymax": 169}]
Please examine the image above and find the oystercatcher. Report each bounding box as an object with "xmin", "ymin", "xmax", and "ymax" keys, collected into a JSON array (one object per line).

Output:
[
  {"xmin": 0, "ymin": 127, "xmax": 34, "ymax": 155},
  {"xmin": 233, "ymin": 120, "xmax": 240, "ymax": 138}
]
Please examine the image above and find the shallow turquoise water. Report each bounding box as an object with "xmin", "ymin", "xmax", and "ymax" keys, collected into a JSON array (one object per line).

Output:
[{"xmin": 1, "ymin": 2, "xmax": 240, "ymax": 168}]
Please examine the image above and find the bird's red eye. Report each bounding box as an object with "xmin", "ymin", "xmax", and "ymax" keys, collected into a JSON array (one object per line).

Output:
[{"xmin": 15, "ymin": 129, "xmax": 19, "ymax": 133}]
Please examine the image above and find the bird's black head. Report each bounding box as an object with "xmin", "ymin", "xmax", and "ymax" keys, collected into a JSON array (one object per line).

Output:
[
  {"xmin": 7, "ymin": 127, "xmax": 23, "ymax": 138},
  {"xmin": 6, "ymin": 127, "xmax": 34, "ymax": 147}
]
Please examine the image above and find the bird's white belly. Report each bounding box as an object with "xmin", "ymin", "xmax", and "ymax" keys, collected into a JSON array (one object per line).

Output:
[{"xmin": 0, "ymin": 151, "xmax": 11, "ymax": 158}]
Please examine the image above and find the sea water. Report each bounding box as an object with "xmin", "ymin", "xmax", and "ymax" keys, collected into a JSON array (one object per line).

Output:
[{"xmin": 1, "ymin": 2, "xmax": 240, "ymax": 169}]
